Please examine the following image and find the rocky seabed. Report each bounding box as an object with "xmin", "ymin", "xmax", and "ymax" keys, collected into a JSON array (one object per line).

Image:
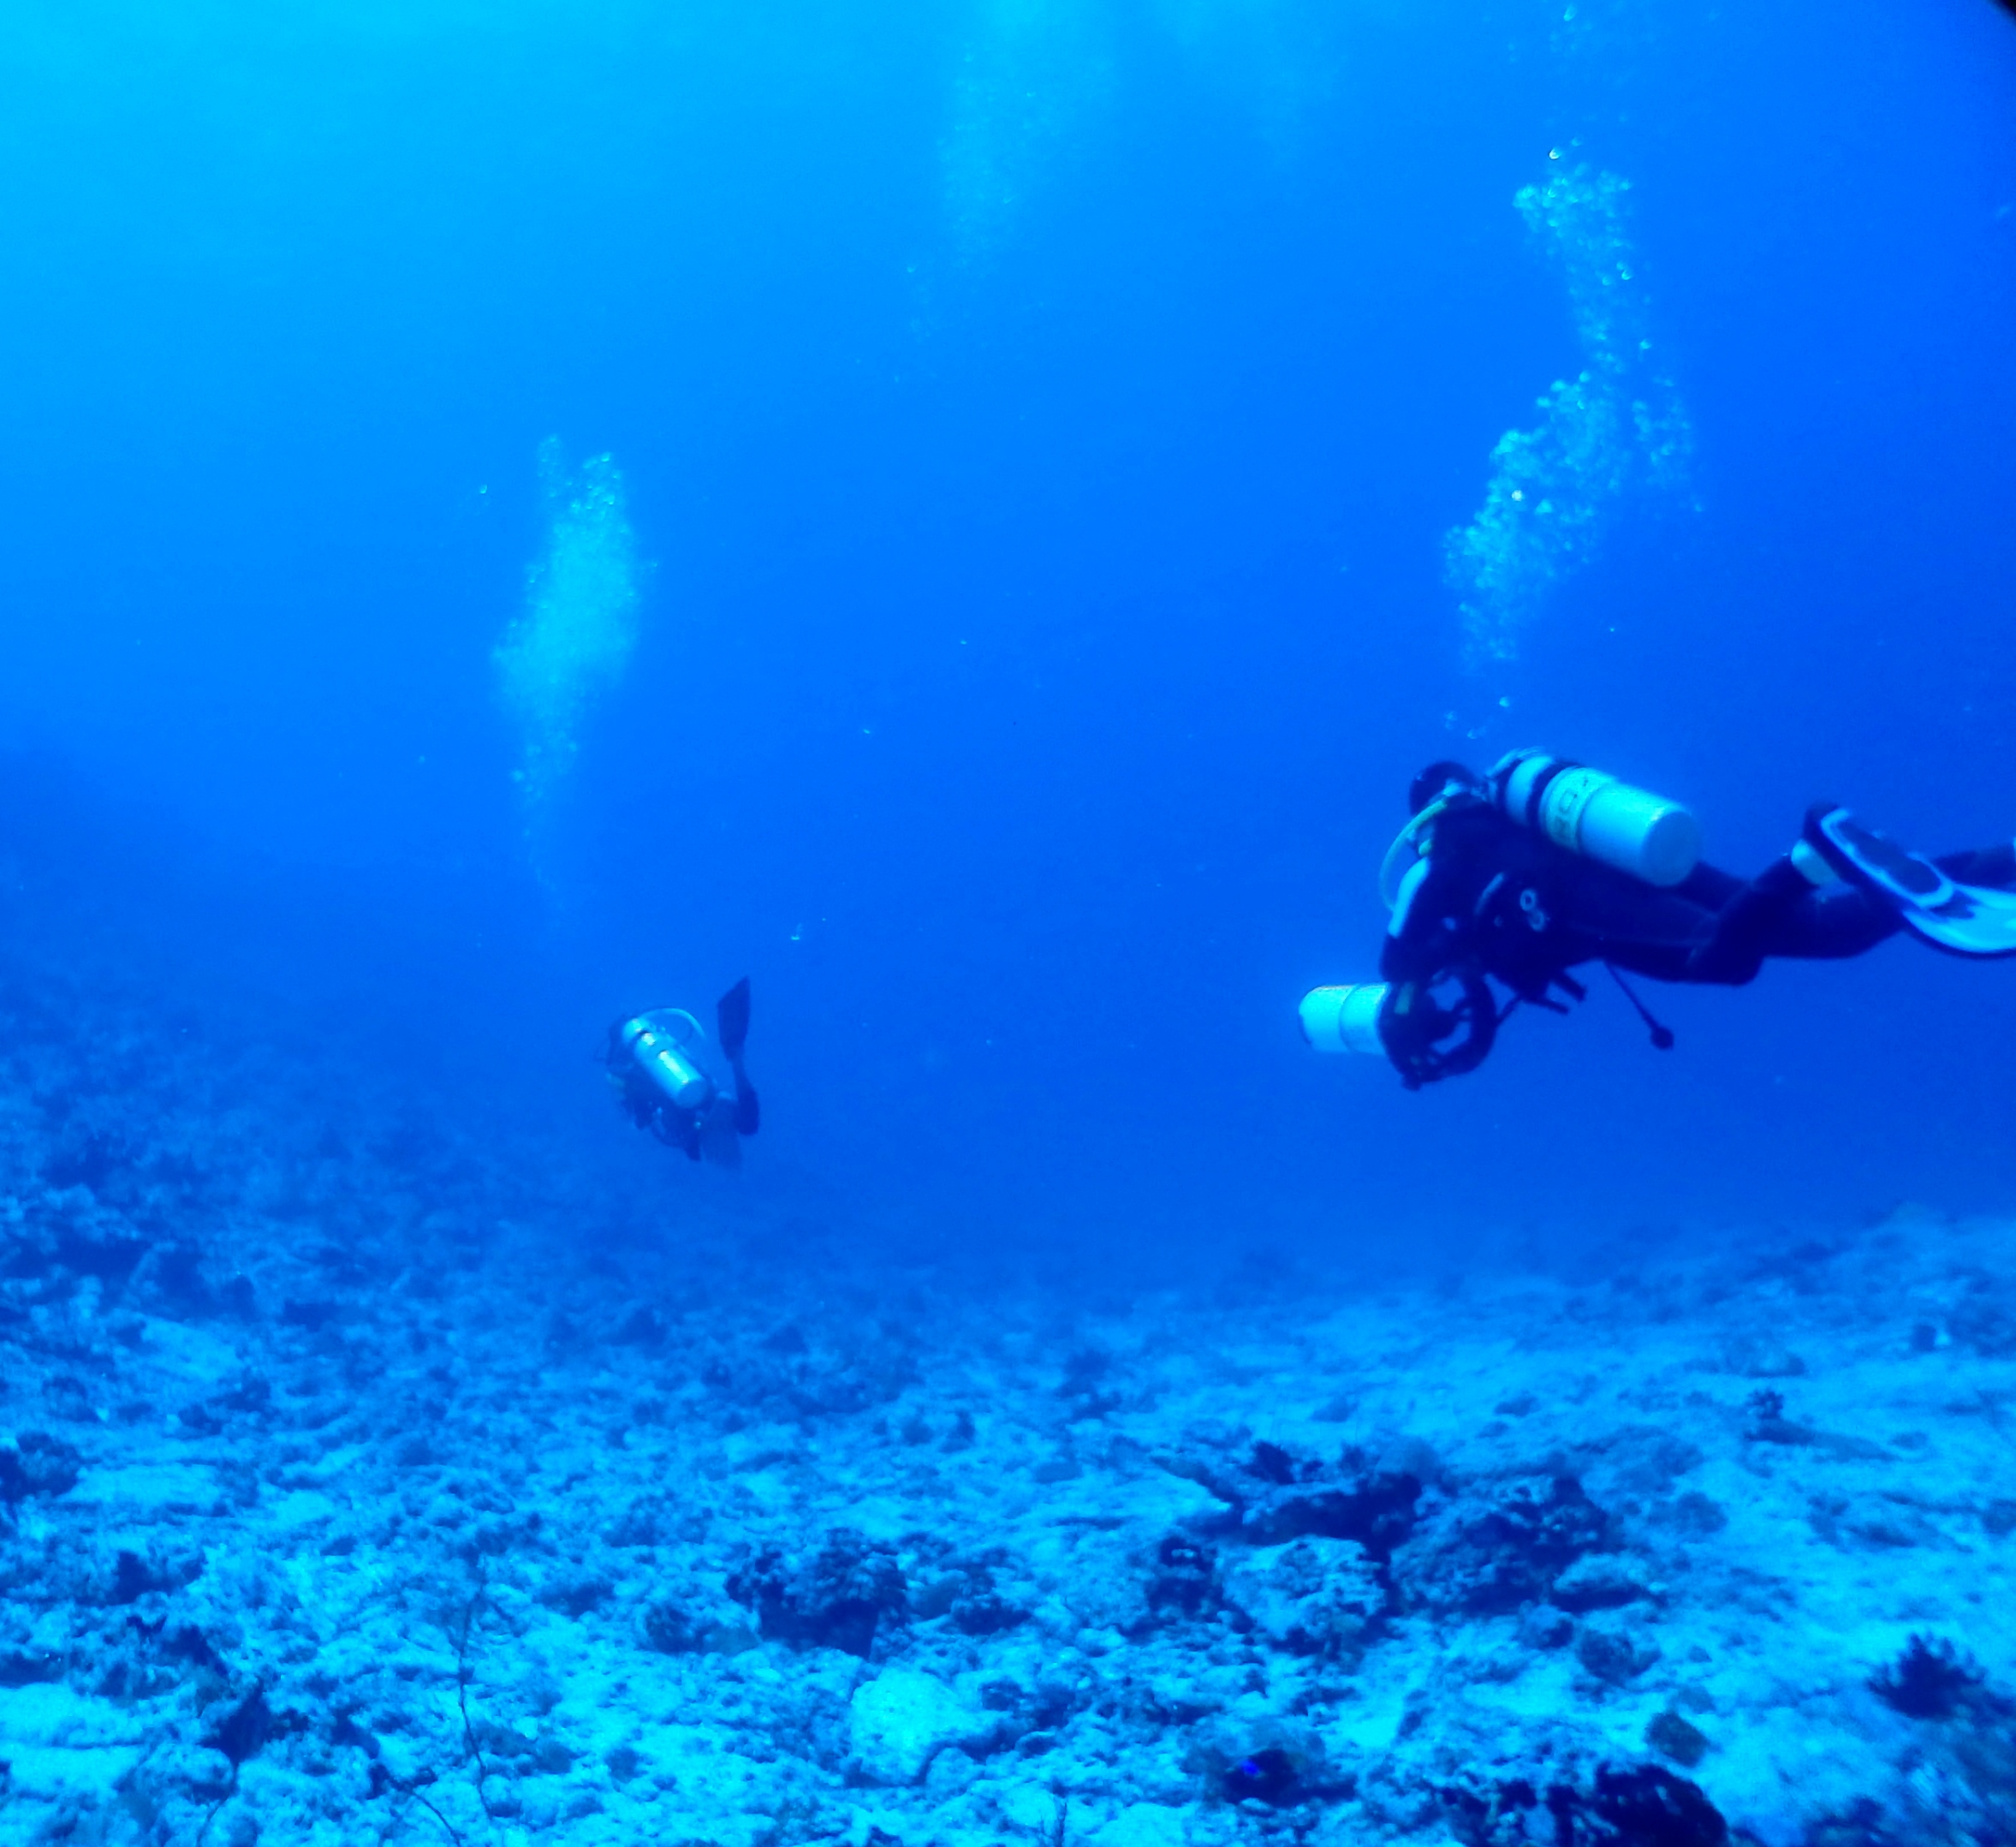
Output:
[{"xmin": 0, "ymin": 962, "xmax": 2013, "ymax": 1846}]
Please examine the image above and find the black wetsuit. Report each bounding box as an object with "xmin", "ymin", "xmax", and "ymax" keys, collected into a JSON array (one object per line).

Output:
[{"xmin": 1383, "ymin": 795, "xmax": 2016, "ymax": 1010}]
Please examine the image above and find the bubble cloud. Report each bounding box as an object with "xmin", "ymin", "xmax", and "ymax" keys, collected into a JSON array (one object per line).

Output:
[
  {"xmin": 1445, "ymin": 163, "xmax": 1692, "ymax": 673},
  {"xmin": 940, "ymin": 0, "xmax": 1113, "ymax": 265},
  {"xmin": 938, "ymin": 0, "xmax": 1336, "ymax": 265},
  {"xmin": 493, "ymin": 438, "xmax": 643, "ymax": 819}
]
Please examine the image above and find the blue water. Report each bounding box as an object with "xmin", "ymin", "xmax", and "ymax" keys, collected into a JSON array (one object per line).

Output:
[{"xmin": 3, "ymin": 0, "xmax": 2015, "ymax": 1268}]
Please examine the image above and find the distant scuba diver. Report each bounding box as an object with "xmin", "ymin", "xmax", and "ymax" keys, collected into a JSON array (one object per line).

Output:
[
  {"xmin": 1300, "ymin": 751, "xmax": 2016, "ymax": 1089},
  {"xmin": 607, "ymin": 978, "xmax": 760, "ymax": 1162}
]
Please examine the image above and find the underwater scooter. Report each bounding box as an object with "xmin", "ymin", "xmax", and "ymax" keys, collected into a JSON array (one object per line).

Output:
[{"xmin": 1303, "ymin": 751, "xmax": 1699, "ymax": 1064}]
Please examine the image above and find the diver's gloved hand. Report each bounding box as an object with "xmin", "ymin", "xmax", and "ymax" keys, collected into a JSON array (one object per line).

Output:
[{"xmin": 1377, "ymin": 966, "xmax": 1498, "ymax": 1088}]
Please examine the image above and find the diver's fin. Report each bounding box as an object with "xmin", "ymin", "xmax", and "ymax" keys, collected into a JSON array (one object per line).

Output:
[
  {"xmin": 716, "ymin": 977, "xmax": 752, "ymax": 1058},
  {"xmin": 1805, "ymin": 805, "xmax": 2016, "ymax": 959},
  {"xmin": 700, "ymin": 1099, "xmax": 744, "ymax": 1169}
]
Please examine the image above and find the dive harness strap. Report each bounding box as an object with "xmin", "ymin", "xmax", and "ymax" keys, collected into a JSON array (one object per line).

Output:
[{"xmin": 1805, "ymin": 805, "xmax": 2016, "ymax": 960}]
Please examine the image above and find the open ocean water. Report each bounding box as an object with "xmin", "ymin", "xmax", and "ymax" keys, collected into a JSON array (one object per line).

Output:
[{"xmin": 0, "ymin": 0, "xmax": 2014, "ymax": 1840}]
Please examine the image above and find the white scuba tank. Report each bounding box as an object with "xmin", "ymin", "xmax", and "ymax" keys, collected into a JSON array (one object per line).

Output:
[
  {"xmin": 1489, "ymin": 749, "xmax": 1702, "ymax": 888},
  {"xmin": 1299, "ymin": 983, "xmax": 1389, "ymax": 1056},
  {"xmin": 619, "ymin": 1010, "xmax": 716, "ymax": 1111}
]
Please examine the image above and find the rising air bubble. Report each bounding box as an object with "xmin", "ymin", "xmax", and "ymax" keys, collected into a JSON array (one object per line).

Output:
[
  {"xmin": 493, "ymin": 438, "xmax": 643, "ymax": 822},
  {"xmin": 1445, "ymin": 164, "xmax": 1693, "ymax": 677}
]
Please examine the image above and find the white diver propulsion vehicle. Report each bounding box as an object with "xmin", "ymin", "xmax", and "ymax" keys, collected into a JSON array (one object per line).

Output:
[
  {"xmin": 1298, "ymin": 982, "xmax": 1389, "ymax": 1056},
  {"xmin": 1486, "ymin": 748, "xmax": 1702, "ymax": 888},
  {"xmin": 616, "ymin": 1007, "xmax": 717, "ymax": 1110}
]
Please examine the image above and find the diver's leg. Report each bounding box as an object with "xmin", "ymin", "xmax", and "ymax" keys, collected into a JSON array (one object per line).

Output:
[
  {"xmin": 1683, "ymin": 858, "xmax": 1814, "ymax": 984},
  {"xmin": 1762, "ymin": 880, "xmax": 1902, "ymax": 957},
  {"xmin": 1683, "ymin": 853, "xmax": 1897, "ymax": 984}
]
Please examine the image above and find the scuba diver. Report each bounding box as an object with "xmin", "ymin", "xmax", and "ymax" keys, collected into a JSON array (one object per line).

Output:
[
  {"xmin": 1301, "ymin": 751, "xmax": 2016, "ymax": 1089},
  {"xmin": 607, "ymin": 978, "xmax": 760, "ymax": 1163}
]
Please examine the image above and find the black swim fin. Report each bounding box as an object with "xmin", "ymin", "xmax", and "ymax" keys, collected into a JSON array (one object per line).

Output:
[
  {"xmin": 716, "ymin": 977, "xmax": 752, "ymax": 1059},
  {"xmin": 1805, "ymin": 805, "xmax": 2016, "ymax": 959},
  {"xmin": 699, "ymin": 1099, "xmax": 744, "ymax": 1169}
]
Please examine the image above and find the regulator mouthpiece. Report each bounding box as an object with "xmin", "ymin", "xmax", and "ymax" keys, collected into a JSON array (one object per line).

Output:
[
  {"xmin": 1490, "ymin": 750, "xmax": 1701, "ymax": 888},
  {"xmin": 1299, "ymin": 983, "xmax": 1389, "ymax": 1056},
  {"xmin": 620, "ymin": 1010, "xmax": 715, "ymax": 1111}
]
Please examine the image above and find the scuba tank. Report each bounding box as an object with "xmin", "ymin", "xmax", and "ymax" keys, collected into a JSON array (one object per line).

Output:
[
  {"xmin": 1488, "ymin": 749, "xmax": 1702, "ymax": 888},
  {"xmin": 1298, "ymin": 983, "xmax": 1389, "ymax": 1056},
  {"xmin": 616, "ymin": 1009, "xmax": 716, "ymax": 1111}
]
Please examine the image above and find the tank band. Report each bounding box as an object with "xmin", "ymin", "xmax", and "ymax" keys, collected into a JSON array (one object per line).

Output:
[{"xmin": 1523, "ymin": 757, "xmax": 1579, "ymax": 832}]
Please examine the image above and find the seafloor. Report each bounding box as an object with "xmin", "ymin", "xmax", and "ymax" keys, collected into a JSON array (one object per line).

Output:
[{"xmin": 0, "ymin": 945, "xmax": 2012, "ymax": 1846}]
